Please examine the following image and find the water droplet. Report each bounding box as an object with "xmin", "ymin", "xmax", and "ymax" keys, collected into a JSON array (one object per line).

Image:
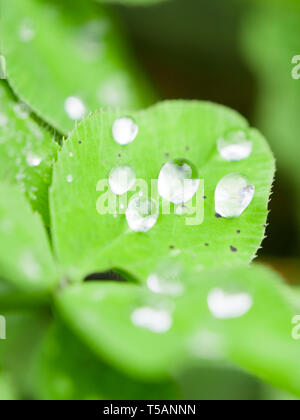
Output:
[
  {"xmin": 66, "ymin": 174, "xmax": 73, "ymax": 183},
  {"xmin": 108, "ymin": 165, "xmax": 136, "ymax": 195},
  {"xmin": 26, "ymin": 152, "xmax": 42, "ymax": 167},
  {"xmin": 64, "ymin": 96, "xmax": 86, "ymax": 120},
  {"xmin": 20, "ymin": 251, "xmax": 41, "ymax": 281},
  {"xmin": 112, "ymin": 117, "xmax": 138, "ymax": 145},
  {"xmin": 0, "ymin": 113, "xmax": 8, "ymax": 127},
  {"xmin": 13, "ymin": 102, "xmax": 30, "ymax": 119},
  {"xmin": 147, "ymin": 271, "xmax": 184, "ymax": 297},
  {"xmin": 131, "ymin": 307, "xmax": 172, "ymax": 333},
  {"xmin": 207, "ymin": 288, "xmax": 253, "ymax": 319},
  {"xmin": 19, "ymin": 19, "xmax": 36, "ymax": 43},
  {"xmin": 126, "ymin": 196, "xmax": 158, "ymax": 232},
  {"xmin": 158, "ymin": 159, "xmax": 199, "ymax": 204},
  {"xmin": 98, "ymin": 73, "xmax": 132, "ymax": 107},
  {"xmin": 0, "ymin": 55, "xmax": 6, "ymax": 79},
  {"xmin": 215, "ymin": 173, "xmax": 254, "ymax": 218},
  {"xmin": 218, "ymin": 129, "xmax": 252, "ymax": 161},
  {"xmin": 69, "ymin": 152, "xmax": 73, "ymax": 157}
]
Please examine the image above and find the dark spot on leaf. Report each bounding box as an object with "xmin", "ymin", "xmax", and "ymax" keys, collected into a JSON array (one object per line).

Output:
[
  {"xmin": 205, "ymin": 243, "xmax": 209, "ymax": 247},
  {"xmin": 78, "ymin": 140, "xmax": 82, "ymax": 144},
  {"xmin": 165, "ymin": 153, "xmax": 170, "ymax": 158},
  {"xmin": 230, "ymin": 246, "xmax": 237, "ymax": 252},
  {"xmin": 84, "ymin": 270, "xmax": 126, "ymax": 282},
  {"xmin": 215, "ymin": 213, "xmax": 222, "ymax": 218},
  {"xmin": 237, "ymin": 230, "xmax": 241, "ymax": 234},
  {"xmin": 118, "ymin": 153, "xmax": 121, "ymax": 158},
  {"xmin": 203, "ymin": 196, "xmax": 207, "ymax": 199},
  {"xmin": 185, "ymin": 146, "xmax": 190, "ymax": 151},
  {"xmin": 169, "ymin": 245, "xmax": 175, "ymax": 249}
]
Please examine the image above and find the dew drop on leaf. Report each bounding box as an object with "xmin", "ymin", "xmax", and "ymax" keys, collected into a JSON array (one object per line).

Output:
[
  {"xmin": 112, "ymin": 117, "xmax": 138, "ymax": 145},
  {"xmin": 217, "ymin": 129, "xmax": 252, "ymax": 161},
  {"xmin": 26, "ymin": 152, "xmax": 42, "ymax": 167},
  {"xmin": 126, "ymin": 196, "xmax": 158, "ymax": 233},
  {"xmin": 207, "ymin": 288, "xmax": 253, "ymax": 319},
  {"xmin": 13, "ymin": 102, "xmax": 30, "ymax": 119},
  {"xmin": 0, "ymin": 112, "xmax": 8, "ymax": 127},
  {"xmin": 147, "ymin": 271, "xmax": 184, "ymax": 297},
  {"xmin": 64, "ymin": 96, "xmax": 86, "ymax": 120},
  {"xmin": 66, "ymin": 174, "xmax": 73, "ymax": 183},
  {"xmin": 158, "ymin": 159, "xmax": 199, "ymax": 204},
  {"xmin": 214, "ymin": 173, "xmax": 254, "ymax": 218},
  {"xmin": 108, "ymin": 165, "xmax": 136, "ymax": 195},
  {"xmin": 19, "ymin": 19, "xmax": 36, "ymax": 43},
  {"xmin": 131, "ymin": 306, "xmax": 172, "ymax": 333}
]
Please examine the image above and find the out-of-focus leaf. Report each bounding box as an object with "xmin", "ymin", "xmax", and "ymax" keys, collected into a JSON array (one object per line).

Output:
[
  {"xmin": 0, "ymin": 311, "xmax": 49, "ymax": 399},
  {"xmin": 51, "ymin": 101, "xmax": 274, "ymax": 283},
  {"xmin": 0, "ymin": 373, "xmax": 16, "ymax": 400},
  {"xmin": 0, "ymin": 81, "xmax": 59, "ymax": 226},
  {"xmin": 98, "ymin": 0, "xmax": 169, "ymax": 5},
  {"xmin": 0, "ymin": 0, "xmax": 156, "ymax": 134},
  {"xmin": 34, "ymin": 321, "xmax": 179, "ymax": 400},
  {"xmin": 57, "ymin": 263, "xmax": 300, "ymax": 396},
  {"xmin": 0, "ymin": 182, "xmax": 58, "ymax": 291},
  {"xmin": 241, "ymin": 4, "xmax": 300, "ymax": 186}
]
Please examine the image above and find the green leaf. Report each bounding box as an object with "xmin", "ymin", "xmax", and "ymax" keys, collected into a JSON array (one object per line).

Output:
[
  {"xmin": 34, "ymin": 321, "xmax": 179, "ymax": 400},
  {"xmin": 98, "ymin": 0, "xmax": 169, "ymax": 5},
  {"xmin": 51, "ymin": 101, "xmax": 274, "ymax": 282},
  {"xmin": 0, "ymin": 81, "xmax": 59, "ymax": 226},
  {"xmin": 56, "ymin": 263, "xmax": 300, "ymax": 396},
  {"xmin": 0, "ymin": 0, "xmax": 156, "ymax": 134},
  {"xmin": 0, "ymin": 373, "xmax": 16, "ymax": 400},
  {"xmin": 0, "ymin": 182, "xmax": 58, "ymax": 291}
]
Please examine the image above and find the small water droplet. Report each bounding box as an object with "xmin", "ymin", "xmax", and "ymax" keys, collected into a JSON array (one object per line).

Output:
[
  {"xmin": 0, "ymin": 112, "xmax": 8, "ymax": 127},
  {"xmin": 66, "ymin": 174, "xmax": 73, "ymax": 183},
  {"xmin": 108, "ymin": 165, "xmax": 136, "ymax": 195},
  {"xmin": 126, "ymin": 196, "xmax": 158, "ymax": 232},
  {"xmin": 131, "ymin": 307, "xmax": 172, "ymax": 333},
  {"xmin": 158, "ymin": 159, "xmax": 199, "ymax": 204},
  {"xmin": 69, "ymin": 152, "xmax": 73, "ymax": 157},
  {"xmin": 0, "ymin": 55, "xmax": 6, "ymax": 79},
  {"xmin": 26, "ymin": 152, "xmax": 42, "ymax": 167},
  {"xmin": 207, "ymin": 288, "xmax": 253, "ymax": 319},
  {"xmin": 217, "ymin": 129, "xmax": 252, "ymax": 161},
  {"xmin": 147, "ymin": 272, "xmax": 184, "ymax": 297},
  {"xmin": 64, "ymin": 96, "xmax": 86, "ymax": 120},
  {"xmin": 20, "ymin": 251, "xmax": 41, "ymax": 281},
  {"xmin": 215, "ymin": 173, "xmax": 254, "ymax": 218},
  {"xmin": 112, "ymin": 117, "xmax": 138, "ymax": 145},
  {"xmin": 19, "ymin": 19, "xmax": 36, "ymax": 43},
  {"xmin": 13, "ymin": 102, "xmax": 30, "ymax": 119}
]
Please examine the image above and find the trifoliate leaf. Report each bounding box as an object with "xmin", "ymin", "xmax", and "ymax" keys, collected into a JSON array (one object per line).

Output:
[
  {"xmin": 51, "ymin": 101, "xmax": 274, "ymax": 282},
  {"xmin": 57, "ymin": 263, "xmax": 300, "ymax": 396},
  {"xmin": 0, "ymin": 0, "xmax": 156, "ymax": 134}
]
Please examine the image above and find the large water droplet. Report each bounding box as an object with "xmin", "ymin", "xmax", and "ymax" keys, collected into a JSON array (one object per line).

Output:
[
  {"xmin": 64, "ymin": 96, "xmax": 86, "ymax": 120},
  {"xmin": 217, "ymin": 129, "xmax": 252, "ymax": 161},
  {"xmin": 215, "ymin": 173, "xmax": 254, "ymax": 218},
  {"xmin": 112, "ymin": 117, "xmax": 138, "ymax": 145},
  {"xmin": 108, "ymin": 165, "xmax": 136, "ymax": 195},
  {"xmin": 131, "ymin": 307, "xmax": 172, "ymax": 333},
  {"xmin": 126, "ymin": 196, "xmax": 158, "ymax": 232},
  {"xmin": 207, "ymin": 288, "xmax": 253, "ymax": 319},
  {"xmin": 158, "ymin": 159, "xmax": 199, "ymax": 204}
]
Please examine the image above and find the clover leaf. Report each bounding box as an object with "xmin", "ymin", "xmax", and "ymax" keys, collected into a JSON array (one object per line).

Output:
[{"xmin": 50, "ymin": 101, "xmax": 274, "ymax": 283}]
